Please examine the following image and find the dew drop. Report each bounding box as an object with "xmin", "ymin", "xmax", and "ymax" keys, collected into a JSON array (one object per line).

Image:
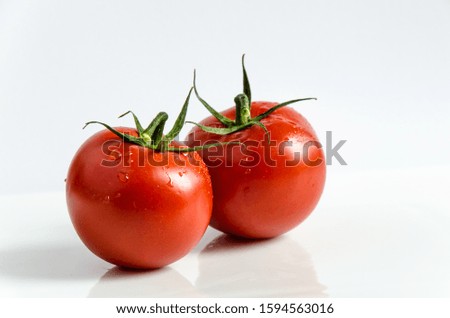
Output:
[
  {"xmin": 167, "ymin": 177, "xmax": 174, "ymax": 187},
  {"xmin": 178, "ymin": 170, "xmax": 187, "ymax": 177},
  {"xmin": 118, "ymin": 171, "xmax": 129, "ymax": 183},
  {"xmin": 108, "ymin": 150, "xmax": 122, "ymax": 162},
  {"xmin": 244, "ymin": 169, "xmax": 251, "ymax": 175}
]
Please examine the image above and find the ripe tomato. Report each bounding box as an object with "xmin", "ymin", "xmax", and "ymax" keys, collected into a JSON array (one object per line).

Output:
[
  {"xmin": 66, "ymin": 127, "xmax": 212, "ymax": 269},
  {"xmin": 185, "ymin": 57, "xmax": 325, "ymax": 239},
  {"xmin": 66, "ymin": 90, "xmax": 213, "ymax": 269}
]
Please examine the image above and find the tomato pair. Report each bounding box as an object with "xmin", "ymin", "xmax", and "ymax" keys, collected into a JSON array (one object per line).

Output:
[{"xmin": 66, "ymin": 57, "xmax": 325, "ymax": 269}]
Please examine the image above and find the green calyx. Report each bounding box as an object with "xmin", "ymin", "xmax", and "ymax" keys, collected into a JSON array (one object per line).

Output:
[
  {"xmin": 83, "ymin": 88, "xmax": 229, "ymax": 153},
  {"xmin": 187, "ymin": 54, "xmax": 317, "ymax": 136}
]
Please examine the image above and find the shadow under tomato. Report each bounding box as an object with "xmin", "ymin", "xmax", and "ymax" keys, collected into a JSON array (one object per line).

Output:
[
  {"xmin": 196, "ymin": 234, "xmax": 328, "ymax": 297},
  {"xmin": 88, "ymin": 266, "xmax": 203, "ymax": 297},
  {"xmin": 0, "ymin": 243, "xmax": 108, "ymax": 281}
]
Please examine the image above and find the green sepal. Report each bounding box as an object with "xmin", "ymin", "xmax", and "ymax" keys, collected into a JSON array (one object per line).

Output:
[
  {"xmin": 150, "ymin": 113, "xmax": 168, "ymax": 147},
  {"xmin": 141, "ymin": 112, "xmax": 167, "ymax": 137},
  {"xmin": 242, "ymin": 54, "xmax": 251, "ymax": 105},
  {"xmin": 253, "ymin": 120, "xmax": 269, "ymax": 136},
  {"xmin": 253, "ymin": 97, "xmax": 317, "ymax": 122},
  {"xmin": 118, "ymin": 111, "xmax": 144, "ymax": 134},
  {"xmin": 191, "ymin": 56, "xmax": 317, "ymax": 139},
  {"xmin": 166, "ymin": 141, "xmax": 241, "ymax": 153},
  {"xmin": 164, "ymin": 87, "xmax": 193, "ymax": 142},
  {"xmin": 186, "ymin": 120, "xmax": 254, "ymax": 135},
  {"xmin": 83, "ymin": 87, "xmax": 236, "ymax": 153},
  {"xmin": 83, "ymin": 121, "xmax": 148, "ymax": 147},
  {"xmin": 193, "ymin": 70, "xmax": 235, "ymax": 127}
]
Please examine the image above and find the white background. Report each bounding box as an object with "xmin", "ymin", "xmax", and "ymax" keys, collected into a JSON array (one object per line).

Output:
[
  {"xmin": 0, "ymin": 0, "xmax": 449, "ymax": 299},
  {"xmin": 1, "ymin": 0, "xmax": 449, "ymax": 194}
]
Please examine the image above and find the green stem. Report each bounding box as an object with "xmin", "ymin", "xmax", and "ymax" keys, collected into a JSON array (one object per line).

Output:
[
  {"xmin": 190, "ymin": 55, "xmax": 317, "ymax": 138},
  {"xmin": 234, "ymin": 93, "xmax": 251, "ymax": 125},
  {"xmin": 83, "ymin": 87, "xmax": 233, "ymax": 153}
]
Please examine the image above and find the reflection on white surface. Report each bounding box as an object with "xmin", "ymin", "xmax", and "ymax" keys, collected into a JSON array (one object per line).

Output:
[
  {"xmin": 87, "ymin": 233, "xmax": 327, "ymax": 298},
  {"xmin": 301, "ymin": 203, "xmax": 450, "ymax": 297},
  {"xmin": 89, "ymin": 267, "xmax": 202, "ymax": 298},
  {"xmin": 295, "ymin": 167, "xmax": 450, "ymax": 297},
  {"xmin": 0, "ymin": 167, "xmax": 449, "ymax": 297},
  {"xmin": 196, "ymin": 235, "xmax": 327, "ymax": 297},
  {"xmin": 0, "ymin": 243, "xmax": 103, "ymax": 281}
]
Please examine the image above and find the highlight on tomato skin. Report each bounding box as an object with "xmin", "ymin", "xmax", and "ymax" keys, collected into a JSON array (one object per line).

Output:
[{"xmin": 185, "ymin": 56, "xmax": 326, "ymax": 239}]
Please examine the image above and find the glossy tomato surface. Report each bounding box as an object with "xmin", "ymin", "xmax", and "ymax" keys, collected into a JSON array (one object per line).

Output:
[
  {"xmin": 186, "ymin": 102, "xmax": 325, "ymax": 239},
  {"xmin": 66, "ymin": 127, "xmax": 212, "ymax": 269}
]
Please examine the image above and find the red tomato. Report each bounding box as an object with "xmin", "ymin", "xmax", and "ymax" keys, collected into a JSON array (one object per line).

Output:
[
  {"xmin": 186, "ymin": 102, "xmax": 325, "ymax": 239},
  {"xmin": 66, "ymin": 127, "xmax": 212, "ymax": 269}
]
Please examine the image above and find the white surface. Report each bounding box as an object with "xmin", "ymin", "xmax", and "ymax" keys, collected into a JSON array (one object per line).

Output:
[
  {"xmin": 1, "ymin": 0, "xmax": 449, "ymax": 299},
  {"xmin": 1, "ymin": 167, "xmax": 449, "ymax": 297}
]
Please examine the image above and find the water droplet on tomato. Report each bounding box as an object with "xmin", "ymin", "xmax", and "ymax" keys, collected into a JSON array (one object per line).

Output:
[
  {"xmin": 178, "ymin": 170, "xmax": 187, "ymax": 177},
  {"xmin": 117, "ymin": 171, "xmax": 129, "ymax": 183},
  {"xmin": 244, "ymin": 168, "xmax": 251, "ymax": 175},
  {"xmin": 108, "ymin": 150, "xmax": 122, "ymax": 162},
  {"xmin": 167, "ymin": 177, "xmax": 174, "ymax": 187}
]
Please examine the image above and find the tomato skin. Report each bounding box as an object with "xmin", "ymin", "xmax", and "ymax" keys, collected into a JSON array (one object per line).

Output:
[
  {"xmin": 186, "ymin": 102, "xmax": 326, "ymax": 239},
  {"xmin": 66, "ymin": 127, "xmax": 212, "ymax": 269}
]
